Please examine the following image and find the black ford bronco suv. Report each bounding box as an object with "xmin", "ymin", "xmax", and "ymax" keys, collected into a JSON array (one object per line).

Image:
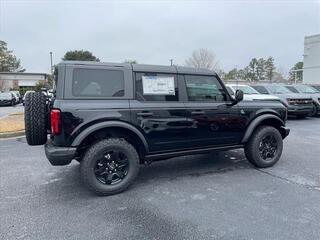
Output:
[{"xmin": 24, "ymin": 61, "xmax": 290, "ymax": 195}]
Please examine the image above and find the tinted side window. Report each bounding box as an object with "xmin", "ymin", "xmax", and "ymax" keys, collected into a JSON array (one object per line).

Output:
[
  {"xmin": 252, "ymin": 86, "xmax": 269, "ymax": 94},
  {"xmin": 72, "ymin": 68, "xmax": 124, "ymax": 97},
  {"xmin": 184, "ymin": 75, "xmax": 227, "ymax": 101},
  {"xmin": 135, "ymin": 72, "xmax": 179, "ymax": 101}
]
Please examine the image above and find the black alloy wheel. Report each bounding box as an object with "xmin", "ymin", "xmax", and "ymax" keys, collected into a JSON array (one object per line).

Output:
[
  {"xmin": 81, "ymin": 138, "xmax": 140, "ymax": 195},
  {"xmin": 94, "ymin": 150, "xmax": 129, "ymax": 185},
  {"xmin": 258, "ymin": 135, "xmax": 278, "ymax": 161},
  {"xmin": 244, "ymin": 126, "xmax": 283, "ymax": 168}
]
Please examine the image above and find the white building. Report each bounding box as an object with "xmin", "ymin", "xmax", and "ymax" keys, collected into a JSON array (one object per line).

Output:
[
  {"xmin": 0, "ymin": 72, "xmax": 48, "ymax": 91},
  {"xmin": 303, "ymin": 34, "xmax": 320, "ymax": 85}
]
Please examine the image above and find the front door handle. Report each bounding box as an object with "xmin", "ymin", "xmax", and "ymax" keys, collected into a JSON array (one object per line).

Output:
[
  {"xmin": 191, "ymin": 111, "xmax": 205, "ymax": 115},
  {"xmin": 137, "ymin": 112, "xmax": 153, "ymax": 117}
]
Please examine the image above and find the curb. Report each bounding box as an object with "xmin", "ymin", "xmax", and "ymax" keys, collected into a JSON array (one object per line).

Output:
[{"xmin": 0, "ymin": 130, "xmax": 25, "ymax": 139}]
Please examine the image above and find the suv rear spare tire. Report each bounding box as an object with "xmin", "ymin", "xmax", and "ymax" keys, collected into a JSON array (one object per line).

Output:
[{"xmin": 24, "ymin": 92, "xmax": 48, "ymax": 146}]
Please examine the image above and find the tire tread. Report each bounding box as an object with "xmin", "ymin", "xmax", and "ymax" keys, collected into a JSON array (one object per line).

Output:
[{"xmin": 24, "ymin": 92, "xmax": 48, "ymax": 145}]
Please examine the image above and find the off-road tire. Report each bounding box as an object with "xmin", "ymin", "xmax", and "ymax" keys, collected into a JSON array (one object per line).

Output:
[
  {"xmin": 244, "ymin": 126, "xmax": 283, "ymax": 168},
  {"xmin": 80, "ymin": 138, "xmax": 140, "ymax": 196},
  {"xmin": 24, "ymin": 92, "xmax": 48, "ymax": 146}
]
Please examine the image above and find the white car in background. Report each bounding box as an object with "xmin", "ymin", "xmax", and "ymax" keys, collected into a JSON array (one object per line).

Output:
[
  {"xmin": 10, "ymin": 92, "xmax": 20, "ymax": 104},
  {"xmin": 226, "ymin": 84, "xmax": 280, "ymax": 102}
]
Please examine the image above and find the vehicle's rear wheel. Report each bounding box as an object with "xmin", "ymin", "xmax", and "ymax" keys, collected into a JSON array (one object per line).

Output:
[
  {"xmin": 24, "ymin": 92, "xmax": 48, "ymax": 146},
  {"xmin": 80, "ymin": 138, "xmax": 140, "ymax": 195},
  {"xmin": 244, "ymin": 126, "xmax": 283, "ymax": 168}
]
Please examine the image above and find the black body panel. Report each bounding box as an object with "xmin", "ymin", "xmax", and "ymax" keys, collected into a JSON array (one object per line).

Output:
[{"xmin": 46, "ymin": 61, "xmax": 289, "ymax": 165}]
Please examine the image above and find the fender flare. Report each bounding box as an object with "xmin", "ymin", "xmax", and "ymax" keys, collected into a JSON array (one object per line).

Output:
[
  {"xmin": 241, "ymin": 114, "xmax": 285, "ymax": 143},
  {"xmin": 71, "ymin": 121, "xmax": 149, "ymax": 152}
]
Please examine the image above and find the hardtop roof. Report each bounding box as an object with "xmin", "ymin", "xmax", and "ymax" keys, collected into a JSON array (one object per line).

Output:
[{"xmin": 60, "ymin": 61, "xmax": 217, "ymax": 76}]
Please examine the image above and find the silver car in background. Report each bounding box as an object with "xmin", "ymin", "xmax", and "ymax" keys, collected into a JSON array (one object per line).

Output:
[
  {"xmin": 251, "ymin": 84, "xmax": 313, "ymax": 118},
  {"xmin": 226, "ymin": 84, "xmax": 280, "ymax": 102},
  {"xmin": 284, "ymin": 85, "xmax": 320, "ymax": 116}
]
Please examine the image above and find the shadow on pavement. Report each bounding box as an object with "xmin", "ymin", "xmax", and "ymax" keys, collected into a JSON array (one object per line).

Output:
[{"xmin": 41, "ymin": 149, "xmax": 252, "ymax": 199}]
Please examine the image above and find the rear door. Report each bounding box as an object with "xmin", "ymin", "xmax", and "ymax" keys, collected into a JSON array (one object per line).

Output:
[
  {"xmin": 181, "ymin": 74, "xmax": 243, "ymax": 148},
  {"xmin": 130, "ymin": 70, "xmax": 188, "ymax": 153}
]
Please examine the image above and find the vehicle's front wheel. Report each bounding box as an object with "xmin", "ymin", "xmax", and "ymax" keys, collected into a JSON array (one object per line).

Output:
[
  {"xmin": 310, "ymin": 103, "xmax": 318, "ymax": 117},
  {"xmin": 244, "ymin": 126, "xmax": 283, "ymax": 168},
  {"xmin": 80, "ymin": 138, "xmax": 140, "ymax": 195}
]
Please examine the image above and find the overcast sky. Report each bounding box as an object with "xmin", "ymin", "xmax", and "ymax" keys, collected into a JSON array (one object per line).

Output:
[{"xmin": 0, "ymin": 0, "xmax": 319, "ymax": 74}]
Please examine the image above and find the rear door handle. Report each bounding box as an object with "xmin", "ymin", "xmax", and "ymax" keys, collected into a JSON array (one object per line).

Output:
[
  {"xmin": 137, "ymin": 112, "xmax": 153, "ymax": 117},
  {"xmin": 191, "ymin": 111, "xmax": 205, "ymax": 115}
]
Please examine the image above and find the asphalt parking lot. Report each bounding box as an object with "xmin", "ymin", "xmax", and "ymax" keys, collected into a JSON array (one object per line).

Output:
[{"xmin": 1, "ymin": 115, "xmax": 320, "ymax": 240}]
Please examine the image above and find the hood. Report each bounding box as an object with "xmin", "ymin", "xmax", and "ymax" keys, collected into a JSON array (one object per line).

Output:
[
  {"xmin": 307, "ymin": 93, "xmax": 320, "ymax": 98},
  {"xmin": 243, "ymin": 94, "xmax": 279, "ymax": 101},
  {"xmin": 273, "ymin": 93, "xmax": 312, "ymax": 99}
]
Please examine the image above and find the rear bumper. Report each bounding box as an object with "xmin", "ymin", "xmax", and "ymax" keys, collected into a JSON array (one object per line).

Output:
[{"xmin": 45, "ymin": 140, "xmax": 76, "ymax": 166}]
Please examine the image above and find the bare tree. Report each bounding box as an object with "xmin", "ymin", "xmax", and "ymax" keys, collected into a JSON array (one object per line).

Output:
[{"xmin": 185, "ymin": 48, "xmax": 219, "ymax": 71}]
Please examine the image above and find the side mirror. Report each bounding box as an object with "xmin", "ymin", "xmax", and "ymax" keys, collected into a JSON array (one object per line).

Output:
[{"xmin": 234, "ymin": 90, "xmax": 244, "ymax": 103}]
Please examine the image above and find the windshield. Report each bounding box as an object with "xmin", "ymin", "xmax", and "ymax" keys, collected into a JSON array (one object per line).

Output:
[
  {"xmin": 267, "ymin": 85, "xmax": 292, "ymax": 94},
  {"xmin": 0, "ymin": 93, "xmax": 12, "ymax": 99},
  {"xmin": 232, "ymin": 85, "xmax": 260, "ymax": 94},
  {"xmin": 295, "ymin": 85, "xmax": 320, "ymax": 94}
]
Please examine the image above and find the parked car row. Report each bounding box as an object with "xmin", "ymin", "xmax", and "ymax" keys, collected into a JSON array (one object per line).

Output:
[
  {"xmin": 0, "ymin": 90, "xmax": 37, "ymax": 106},
  {"xmin": 0, "ymin": 92, "xmax": 17, "ymax": 106},
  {"xmin": 0, "ymin": 91, "xmax": 23, "ymax": 106},
  {"xmin": 0, "ymin": 89, "xmax": 55, "ymax": 107},
  {"xmin": 226, "ymin": 83, "xmax": 320, "ymax": 118}
]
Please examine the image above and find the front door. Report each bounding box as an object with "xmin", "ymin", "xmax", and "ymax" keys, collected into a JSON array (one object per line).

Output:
[
  {"xmin": 130, "ymin": 71, "xmax": 188, "ymax": 153},
  {"xmin": 182, "ymin": 74, "xmax": 244, "ymax": 148}
]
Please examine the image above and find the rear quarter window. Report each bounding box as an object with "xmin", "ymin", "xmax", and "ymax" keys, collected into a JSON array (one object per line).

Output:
[{"xmin": 72, "ymin": 68, "xmax": 124, "ymax": 97}]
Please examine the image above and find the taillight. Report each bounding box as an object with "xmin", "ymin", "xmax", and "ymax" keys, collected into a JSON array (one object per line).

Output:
[{"xmin": 51, "ymin": 109, "xmax": 61, "ymax": 135}]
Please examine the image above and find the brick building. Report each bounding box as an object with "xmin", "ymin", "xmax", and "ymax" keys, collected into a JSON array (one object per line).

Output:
[{"xmin": 0, "ymin": 72, "xmax": 48, "ymax": 92}]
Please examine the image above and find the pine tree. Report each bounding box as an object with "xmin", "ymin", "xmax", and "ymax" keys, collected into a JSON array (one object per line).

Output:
[{"xmin": 265, "ymin": 57, "xmax": 275, "ymax": 81}]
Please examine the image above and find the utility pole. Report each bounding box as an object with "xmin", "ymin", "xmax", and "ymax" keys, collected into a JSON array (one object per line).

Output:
[
  {"xmin": 170, "ymin": 59, "xmax": 173, "ymax": 66},
  {"xmin": 50, "ymin": 52, "xmax": 53, "ymax": 74},
  {"xmin": 50, "ymin": 52, "xmax": 55, "ymax": 89}
]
